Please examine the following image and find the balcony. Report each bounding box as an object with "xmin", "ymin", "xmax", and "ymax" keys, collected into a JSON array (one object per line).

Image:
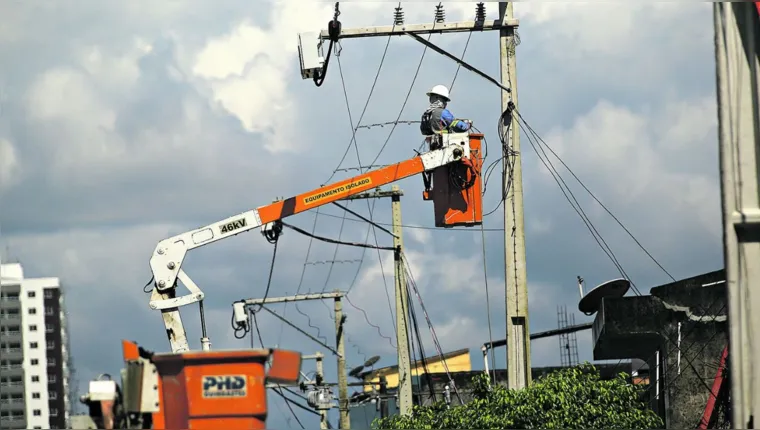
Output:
[
  {"xmin": 0, "ymin": 364, "xmax": 24, "ymax": 379},
  {"xmin": 1, "ymin": 349, "xmax": 22, "ymax": 361},
  {"xmin": 0, "ymin": 416, "xmax": 26, "ymax": 429},
  {"xmin": 0, "ymin": 331, "xmax": 22, "ymax": 343},
  {"xmin": 0, "ymin": 313, "xmax": 21, "ymax": 324},
  {"xmin": 0, "ymin": 398, "xmax": 25, "ymax": 413},
  {"xmin": 0, "ymin": 382, "xmax": 25, "ymax": 395}
]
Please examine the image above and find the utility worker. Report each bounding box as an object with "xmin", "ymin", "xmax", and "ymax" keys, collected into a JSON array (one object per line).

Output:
[{"xmin": 420, "ymin": 84, "xmax": 472, "ymax": 137}]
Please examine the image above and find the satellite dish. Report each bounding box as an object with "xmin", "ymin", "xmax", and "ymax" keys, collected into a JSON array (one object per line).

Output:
[
  {"xmin": 578, "ymin": 278, "xmax": 630, "ymax": 316},
  {"xmin": 348, "ymin": 365, "xmax": 365, "ymax": 379},
  {"xmin": 364, "ymin": 356, "xmax": 380, "ymax": 368}
]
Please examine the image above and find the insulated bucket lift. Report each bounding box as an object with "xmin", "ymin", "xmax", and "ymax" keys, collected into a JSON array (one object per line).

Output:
[{"xmin": 423, "ymin": 133, "xmax": 484, "ymax": 227}]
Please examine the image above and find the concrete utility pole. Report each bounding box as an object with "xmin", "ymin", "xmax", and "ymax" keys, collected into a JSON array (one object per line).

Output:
[
  {"xmin": 391, "ymin": 185, "xmax": 413, "ymax": 415},
  {"xmin": 240, "ymin": 292, "xmax": 349, "ymax": 427},
  {"xmin": 334, "ymin": 295, "xmax": 350, "ymax": 429},
  {"xmin": 315, "ymin": 352, "xmax": 329, "ymax": 430},
  {"xmin": 713, "ymin": 3, "xmax": 760, "ymax": 428},
  {"xmin": 344, "ymin": 186, "xmax": 413, "ymax": 416},
  {"xmin": 499, "ymin": 1, "xmax": 531, "ymax": 389},
  {"xmin": 313, "ymin": 2, "xmax": 526, "ymax": 388}
]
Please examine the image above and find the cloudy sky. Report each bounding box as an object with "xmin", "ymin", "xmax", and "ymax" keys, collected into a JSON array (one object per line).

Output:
[{"xmin": 0, "ymin": 1, "xmax": 722, "ymax": 427}]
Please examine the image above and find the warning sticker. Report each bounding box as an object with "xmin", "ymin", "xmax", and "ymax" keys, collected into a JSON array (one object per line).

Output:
[
  {"xmin": 303, "ymin": 177, "xmax": 372, "ymax": 206},
  {"xmin": 202, "ymin": 375, "xmax": 248, "ymax": 398}
]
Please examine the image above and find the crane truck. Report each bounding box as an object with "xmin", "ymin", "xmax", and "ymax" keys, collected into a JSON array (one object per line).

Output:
[{"xmin": 78, "ymin": 130, "xmax": 488, "ymax": 429}]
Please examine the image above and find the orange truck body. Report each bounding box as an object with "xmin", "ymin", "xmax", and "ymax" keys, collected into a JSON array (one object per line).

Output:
[{"xmin": 121, "ymin": 340, "xmax": 302, "ymax": 429}]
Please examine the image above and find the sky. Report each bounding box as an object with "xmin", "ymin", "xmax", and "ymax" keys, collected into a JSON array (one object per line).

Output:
[{"xmin": 0, "ymin": 1, "xmax": 722, "ymax": 428}]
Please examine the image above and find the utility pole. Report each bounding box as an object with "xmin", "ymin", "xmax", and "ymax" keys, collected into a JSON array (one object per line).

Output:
[
  {"xmin": 306, "ymin": 0, "xmax": 527, "ymax": 392},
  {"xmin": 379, "ymin": 375, "xmax": 389, "ymax": 419},
  {"xmin": 713, "ymin": 3, "xmax": 760, "ymax": 428},
  {"xmin": 334, "ymin": 295, "xmax": 350, "ymax": 429},
  {"xmin": 315, "ymin": 352, "xmax": 329, "ymax": 430},
  {"xmin": 499, "ymin": 1, "xmax": 531, "ymax": 390},
  {"xmin": 236, "ymin": 292, "xmax": 349, "ymax": 428},
  {"xmin": 391, "ymin": 185, "xmax": 413, "ymax": 415},
  {"xmin": 344, "ymin": 186, "xmax": 413, "ymax": 416}
]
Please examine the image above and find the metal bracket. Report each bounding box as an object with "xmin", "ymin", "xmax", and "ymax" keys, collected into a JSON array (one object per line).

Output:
[
  {"xmin": 731, "ymin": 208, "xmax": 760, "ymax": 226},
  {"xmin": 149, "ymin": 270, "xmax": 204, "ymax": 311}
]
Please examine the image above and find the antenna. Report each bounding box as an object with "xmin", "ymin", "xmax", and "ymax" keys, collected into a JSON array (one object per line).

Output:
[
  {"xmin": 577, "ymin": 275, "xmax": 585, "ymax": 299},
  {"xmin": 347, "ymin": 355, "xmax": 381, "ymax": 379},
  {"xmin": 578, "ymin": 278, "xmax": 630, "ymax": 316}
]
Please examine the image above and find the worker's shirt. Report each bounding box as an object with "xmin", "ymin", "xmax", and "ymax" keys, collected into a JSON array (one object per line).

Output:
[{"xmin": 420, "ymin": 106, "xmax": 471, "ymax": 135}]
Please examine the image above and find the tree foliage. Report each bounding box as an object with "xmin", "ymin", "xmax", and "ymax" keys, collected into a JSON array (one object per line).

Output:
[{"xmin": 372, "ymin": 363, "xmax": 663, "ymax": 429}]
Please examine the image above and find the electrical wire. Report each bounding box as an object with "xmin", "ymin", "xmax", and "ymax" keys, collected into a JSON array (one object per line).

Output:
[
  {"xmin": 271, "ymin": 388, "xmax": 307, "ymax": 429},
  {"xmin": 516, "ymin": 112, "xmax": 677, "ymax": 283},
  {"xmin": 345, "ymin": 294, "xmax": 396, "ymax": 349},
  {"xmin": 400, "ymin": 251, "xmax": 463, "ymax": 406},
  {"xmin": 311, "ymin": 211, "xmax": 507, "ymax": 231},
  {"xmin": 516, "ymin": 116, "xmax": 642, "ymax": 296},
  {"xmin": 232, "ymin": 226, "xmax": 281, "ymax": 340},
  {"xmin": 644, "ymin": 303, "xmax": 728, "ymax": 405},
  {"xmin": 365, "ymin": 7, "xmax": 442, "ymax": 169},
  {"xmin": 388, "ymin": 29, "xmax": 673, "ymax": 288},
  {"xmin": 480, "ymin": 223, "xmax": 497, "ymax": 384},
  {"xmin": 407, "ymin": 278, "xmax": 436, "ymax": 403},
  {"xmin": 280, "ymin": 14, "xmax": 399, "ymax": 349},
  {"xmin": 282, "ymin": 221, "xmax": 394, "ymax": 251}
]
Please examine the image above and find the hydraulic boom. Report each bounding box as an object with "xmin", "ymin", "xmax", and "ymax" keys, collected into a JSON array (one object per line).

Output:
[{"xmin": 147, "ymin": 132, "xmax": 483, "ymax": 353}]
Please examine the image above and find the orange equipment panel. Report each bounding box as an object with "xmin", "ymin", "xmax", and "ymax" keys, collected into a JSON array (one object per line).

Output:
[
  {"xmin": 151, "ymin": 348, "xmax": 302, "ymax": 429},
  {"xmin": 425, "ymin": 133, "xmax": 484, "ymax": 227}
]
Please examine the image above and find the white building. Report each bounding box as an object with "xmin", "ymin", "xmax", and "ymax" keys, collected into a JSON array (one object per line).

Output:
[{"xmin": 1, "ymin": 262, "xmax": 72, "ymax": 429}]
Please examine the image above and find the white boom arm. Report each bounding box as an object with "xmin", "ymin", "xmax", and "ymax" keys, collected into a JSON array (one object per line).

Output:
[{"xmin": 147, "ymin": 133, "xmax": 473, "ymax": 352}]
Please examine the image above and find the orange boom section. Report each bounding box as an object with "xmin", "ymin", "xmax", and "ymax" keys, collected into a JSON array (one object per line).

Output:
[{"xmin": 257, "ymin": 156, "xmax": 426, "ymax": 224}]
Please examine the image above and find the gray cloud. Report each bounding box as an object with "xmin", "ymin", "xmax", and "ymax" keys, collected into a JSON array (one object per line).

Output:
[{"xmin": 0, "ymin": 1, "xmax": 722, "ymax": 427}]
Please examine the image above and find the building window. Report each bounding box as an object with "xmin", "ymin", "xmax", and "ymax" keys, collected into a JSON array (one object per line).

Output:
[
  {"xmin": 30, "ymin": 342, "xmax": 38, "ymax": 349},
  {"xmin": 28, "ymin": 307, "xmax": 36, "ymax": 315},
  {"xmin": 50, "ymin": 408, "xmax": 58, "ymax": 416},
  {"xmin": 45, "ymin": 307, "xmax": 54, "ymax": 316},
  {"xmin": 46, "ymin": 341, "xmax": 55, "ymax": 350},
  {"xmin": 34, "ymin": 427, "xmax": 42, "ymax": 429},
  {"xmin": 48, "ymin": 375, "xmax": 56, "ymax": 383},
  {"xmin": 44, "ymin": 290, "xmax": 53, "ymax": 298},
  {"xmin": 31, "ymin": 375, "xmax": 39, "ymax": 382},
  {"xmin": 32, "ymin": 392, "xmax": 40, "ymax": 399},
  {"xmin": 33, "ymin": 409, "xmax": 41, "ymax": 416},
  {"xmin": 49, "ymin": 391, "xmax": 57, "ymax": 400},
  {"xmin": 45, "ymin": 325, "xmax": 54, "ymax": 333},
  {"xmin": 47, "ymin": 358, "xmax": 56, "ymax": 366},
  {"xmin": 29, "ymin": 324, "xmax": 37, "ymax": 332},
  {"xmin": 30, "ymin": 359, "xmax": 38, "ymax": 365},
  {"xmin": 27, "ymin": 291, "xmax": 36, "ymax": 298}
]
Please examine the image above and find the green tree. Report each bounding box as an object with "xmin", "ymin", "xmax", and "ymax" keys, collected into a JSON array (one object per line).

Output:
[{"xmin": 372, "ymin": 363, "xmax": 663, "ymax": 429}]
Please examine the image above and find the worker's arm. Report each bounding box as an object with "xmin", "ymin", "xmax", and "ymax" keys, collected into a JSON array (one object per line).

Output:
[{"xmin": 440, "ymin": 109, "xmax": 472, "ymax": 132}]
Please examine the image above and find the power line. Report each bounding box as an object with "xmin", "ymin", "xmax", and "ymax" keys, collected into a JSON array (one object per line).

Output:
[
  {"xmin": 516, "ymin": 115, "xmax": 642, "ymax": 296},
  {"xmin": 311, "ymin": 203, "xmax": 507, "ymax": 231},
  {"xmin": 278, "ymin": 12, "xmax": 398, "ymax": 349},
  {"xmin": 365, "ymin": 9, "xmax": 441, "ymax": 169},
  {"xmin": 516, "ymin": 114, "xmax": 677, "ymax": 283},
  {"xmin": 271, "ymin": 388, "xmax": 308, "ymax": 429}
]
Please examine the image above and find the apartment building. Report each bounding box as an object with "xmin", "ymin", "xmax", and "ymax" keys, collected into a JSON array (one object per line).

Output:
[{"xmin": 0, "ymin": 262, "xmax": 72, "ymax": 429}]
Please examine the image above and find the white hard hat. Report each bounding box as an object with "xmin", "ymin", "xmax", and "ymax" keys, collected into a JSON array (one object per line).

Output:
[{"xmin": 426, "ymin": 84, "xmax": 450, "ymax": 101}]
